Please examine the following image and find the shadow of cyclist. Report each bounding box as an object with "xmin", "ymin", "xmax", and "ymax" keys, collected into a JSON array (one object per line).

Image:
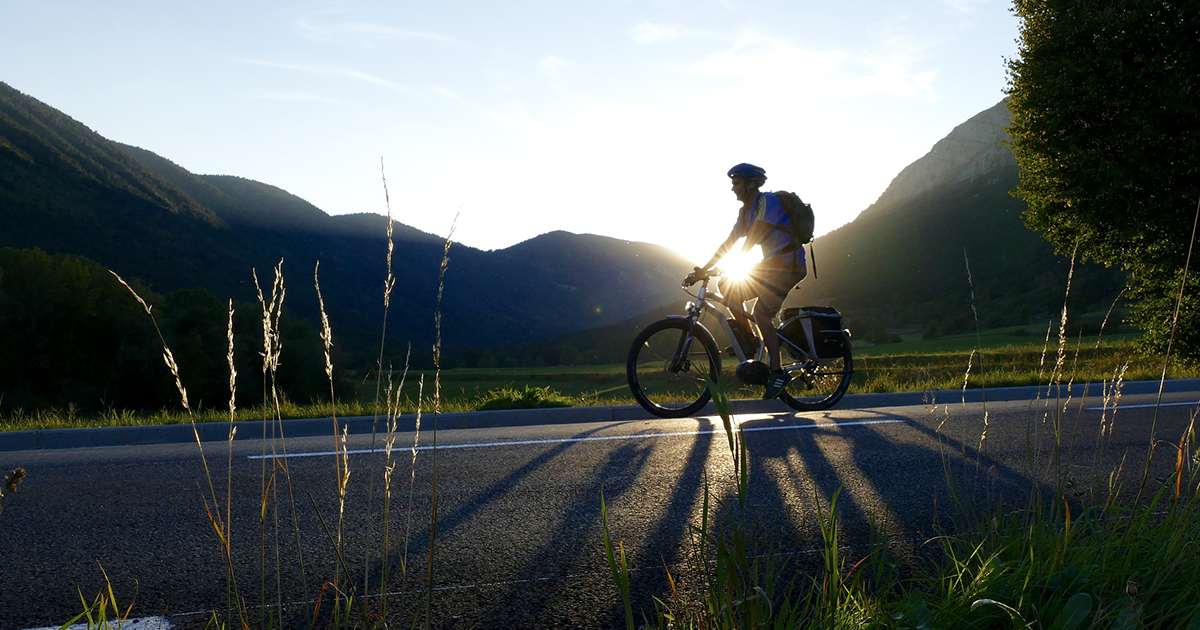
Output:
[{"xmin": 729, "ymin": 407, "xmax": 1066, "ymax": 581}]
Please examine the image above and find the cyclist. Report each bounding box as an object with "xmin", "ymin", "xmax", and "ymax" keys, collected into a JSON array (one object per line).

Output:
[{"xmin": 696, "ymin": 163, "xmax": 808, "ymax": 399}]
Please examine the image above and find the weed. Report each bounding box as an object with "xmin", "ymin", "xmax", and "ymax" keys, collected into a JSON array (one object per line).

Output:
[
  {"xmin": 0, "ymin": 466, "xmax": 25, "ymax": 517},
  {"xmin": 475, "ymin": 385, "xmax": 576, "ymax": 410}
]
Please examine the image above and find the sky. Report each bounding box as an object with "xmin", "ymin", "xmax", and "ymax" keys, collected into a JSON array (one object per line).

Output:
[{"xmin": 2, "ymin": 0, "xmax": 1019, "ymax": 263}]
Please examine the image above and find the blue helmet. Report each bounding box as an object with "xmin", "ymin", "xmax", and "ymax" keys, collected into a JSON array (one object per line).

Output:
[{"xmin": 727, "ymin": 163, "xmax": 767, "ymax": 180}]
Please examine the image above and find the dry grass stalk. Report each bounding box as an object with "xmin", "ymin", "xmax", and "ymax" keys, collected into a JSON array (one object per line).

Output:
[
  {"xmin": 365, "ymin": 159, "xmax": 400, "ymax": 614},
  {"xmin": 1101, "ymin": 361, "xmax": 1130, "ymax": 439},
  {"xmin": 963, "ymin": 250, "xmax": 992, "ymax": 453},
  {"xmin": 252, "ymin": 261, "xmax": 312, "ymax": 614},
  {"xmin": 315, "ymin": 262, "xmax": 336, "ymax": 386},
  {"xmin": 379, "ymin": 345, "xmax": 412, "ymax": 613},
  {"xmin": 402, "ymin": 374, "xmax": 426, "ymax": 582},
  {"xmin": 1138, "ymin": 198, "xmax": 1200, "ymax": 501},
  {"xmin": 315, "ymin": 260, "xmax": 353, "ymax": 608},
  {"xmin": 1049, "ymin": 248, "xmax": 1077, "ymax": 398},
  {"xmin": 111, "ymin": 272, "xmax": 192, "ymax": 413},
  {"xmin": 425, "ymin": 214, "xmax": 457, "ymax": 628},
  {"xmin": 227, "ymin": 300, "xmax": 238, "ymax": 430},
  {"xmin": 110, "ymin": 270, "xmax": 247, "ymax": 620}
]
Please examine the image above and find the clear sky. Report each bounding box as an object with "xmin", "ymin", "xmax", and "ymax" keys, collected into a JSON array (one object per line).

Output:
[{"xmin": 2, "ymin": 0, "xmax": 1019, "ymax": 263}]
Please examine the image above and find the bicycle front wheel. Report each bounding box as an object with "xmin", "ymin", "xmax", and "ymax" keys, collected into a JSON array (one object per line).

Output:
[
  {"xmin": 780, "ymin": 331, "xmax": 853, "ymax": 412},
  {"xmin": 627, "ymin": 318, "xmax": 721, "ymax": 418}
]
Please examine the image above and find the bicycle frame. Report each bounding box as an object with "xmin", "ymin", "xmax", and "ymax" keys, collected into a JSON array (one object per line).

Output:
[{"xmin": 682, "ymin": 273, "xmax": 818, "ymax": 370}]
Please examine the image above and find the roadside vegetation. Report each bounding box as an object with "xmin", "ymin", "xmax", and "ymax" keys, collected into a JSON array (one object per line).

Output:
[
  {"xmin": 3, "ymin": 331, "xmax": 1195, "ymax": 432},
  {"xmin": 603, "ymin": 377, "xmax": 1200, "ymax": 629}
]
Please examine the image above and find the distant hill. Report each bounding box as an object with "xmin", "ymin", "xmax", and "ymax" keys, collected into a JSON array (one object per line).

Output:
[
  {"xmin": 797, "ymin": 100, "xmax": 1125, "ymax": 337},
  {"xmin": 0, "ymin": 81, "xmax": 695, "ymax": 363},
  {"xmin": 1, "ymin": 81, "xmax": 1127, "ymax": 372}
]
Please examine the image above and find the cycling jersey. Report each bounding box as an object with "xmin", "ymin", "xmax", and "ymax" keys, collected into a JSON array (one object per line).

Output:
[{"xmin": 733, "ymin": 192, "xmax": 806, "ymax": 268}]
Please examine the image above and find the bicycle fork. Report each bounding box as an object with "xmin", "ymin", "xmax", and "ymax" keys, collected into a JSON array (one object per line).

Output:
[{"xmin": 668, "ymin": 316, "xmax": 701, "ymax": 373}]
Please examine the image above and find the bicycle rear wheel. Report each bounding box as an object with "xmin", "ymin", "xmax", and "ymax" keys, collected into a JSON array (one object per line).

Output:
[
  {"xmin": 627, "ymin": 318, "xmax": 721, "ymax": 418},
  {"xmin": 779, "ymin": 331, "xmax": 853, "ymax": 412}
]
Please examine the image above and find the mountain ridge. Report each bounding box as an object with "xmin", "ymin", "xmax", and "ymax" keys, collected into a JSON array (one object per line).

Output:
[
  {"xmin": 0, "ymin": 80, "xmax": 696, "ymax": 357},
  {"xmin": 868, "ymin": 100, "xmax": 1015, "ymax": 213},
  {"xmin": 2, "ymin": 81, "xmax": 1126, "ymax": 370}
]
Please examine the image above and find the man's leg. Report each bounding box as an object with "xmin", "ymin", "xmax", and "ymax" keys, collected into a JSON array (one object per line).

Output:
[
  {"xmin": 753, "ymin": 261, "xmax": 806, "ymax": 399},
  {"xmin": 754, "ymin": 292, "xmax": 786, "ymax": 371},
  {"xmin": 719, "ymin": 277, "xmax": 756, "ymax": 339}
]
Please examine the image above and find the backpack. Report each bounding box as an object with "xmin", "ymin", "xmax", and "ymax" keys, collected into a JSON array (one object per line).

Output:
[{"xmin": 771, "ymin": 191, "xmax": 814, "ymax": 249}]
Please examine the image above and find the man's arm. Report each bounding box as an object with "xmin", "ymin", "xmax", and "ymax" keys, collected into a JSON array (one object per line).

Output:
[{"xmin": 702, "ymin": 232, "xmax": 739, "ymax": 270}]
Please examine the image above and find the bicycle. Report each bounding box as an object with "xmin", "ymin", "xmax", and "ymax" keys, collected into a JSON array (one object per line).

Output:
[{"xmin": 626, "ymin": 267, "xmax": 853, "ymax": 418}]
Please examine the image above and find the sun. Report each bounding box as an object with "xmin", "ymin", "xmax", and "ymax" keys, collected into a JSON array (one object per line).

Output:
[{"xmin": 719, "ymin": 245, "xmax": 762, "ymax": 282}]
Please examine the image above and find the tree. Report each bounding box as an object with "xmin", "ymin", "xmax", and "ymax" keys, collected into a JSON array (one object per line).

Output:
[{"xmin": 1006, "ymin": 0, "xmax": 1200, "ymax": 361}]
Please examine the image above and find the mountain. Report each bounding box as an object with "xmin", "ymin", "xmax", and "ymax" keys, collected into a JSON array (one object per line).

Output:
[
  {"xmin": 0, "ymin": 81, "xmax": 694, "ymax": 361},
  {"xmin": 1, "ymin": 79, "xmax": 1126, "ymax": 377},
  {"xmin": 796, "ymin": 99, "xmax": 1124, "ymax": 335}
]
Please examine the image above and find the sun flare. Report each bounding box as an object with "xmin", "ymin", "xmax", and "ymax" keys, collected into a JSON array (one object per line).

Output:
[{"xmin": 719, "ymin": 246, "xmax": 762, "ymax": 282}]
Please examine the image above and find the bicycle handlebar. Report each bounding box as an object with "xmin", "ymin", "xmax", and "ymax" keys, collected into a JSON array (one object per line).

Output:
[{"xmin": 683, "ymin": 266, "xmax": 724, "ymax": 287}]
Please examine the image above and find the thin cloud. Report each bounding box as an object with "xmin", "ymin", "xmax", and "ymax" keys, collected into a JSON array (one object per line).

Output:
[
  {"xmin": 688, "ymin": 36, "xmax": 938, "ymax": 101},
  {"xmin": 628, "ymin": 22, "xmax": 683, "ymax": 44},
  {"xmin": 237, "ymin": 57, "xmax": 414, "ymax": 94},
  {"xmin": 252, "ymin": 90, "xmax": 346, "ymax": 105},
  {"xmin": 435, "ymin": 87, "xmax": 553, "ymax": 140},
  {"xmin": 295, "ymin": 15, "xmax": 462, "ymax": 46}
]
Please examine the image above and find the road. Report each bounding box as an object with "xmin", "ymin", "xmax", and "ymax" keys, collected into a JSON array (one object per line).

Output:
[{"xmin": 1, "ymin": 382, "xmax": 1197, "ymax": 629}]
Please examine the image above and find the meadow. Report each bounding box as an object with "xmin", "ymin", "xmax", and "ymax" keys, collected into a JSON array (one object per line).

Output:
[{"xmin": 2, "ymin": 329, "xmax": 1193, "ymax": 433}]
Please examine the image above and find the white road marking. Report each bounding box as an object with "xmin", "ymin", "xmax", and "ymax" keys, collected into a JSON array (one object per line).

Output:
[
  {"xmin": 21, "ymin": 617, "xmax": 173, "ymax": 630},
  {"xmin": 248, "ymin": 416, "xmax": 905, "ymax": 460},
  {"xmin": 1085, "ymin": 401, "xmax": 1199, "ymax": 411}
]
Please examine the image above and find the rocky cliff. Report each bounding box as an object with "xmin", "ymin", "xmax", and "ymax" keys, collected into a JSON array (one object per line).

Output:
[{"xmin": 868, "ymin": 100, "xmax": 1014, "ymax": 212}]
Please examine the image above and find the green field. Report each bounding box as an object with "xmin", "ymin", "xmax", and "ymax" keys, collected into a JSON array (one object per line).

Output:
[{"xmin": 3, "ymin": 330, "xmax": 1194, "ymax": 432}]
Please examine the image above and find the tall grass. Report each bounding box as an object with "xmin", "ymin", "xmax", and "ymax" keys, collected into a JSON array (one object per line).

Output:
[{"xmin": 59, "ymin": 164, "xmax": 467, "ymax": 629}]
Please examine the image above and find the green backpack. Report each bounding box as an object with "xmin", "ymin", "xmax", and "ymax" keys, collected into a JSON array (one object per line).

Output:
[{"xmin": 771, "ymin": 190, "xmax": 815, "ymax": 250}]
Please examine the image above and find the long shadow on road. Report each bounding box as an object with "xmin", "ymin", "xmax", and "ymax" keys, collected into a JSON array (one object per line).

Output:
[
  {"xmin": 734, "ymin": 404, "xmax": 1064, "ymax": 583},
  {"xmin": 354, "ymin": 419, "xmax": 720, "ymax": 628}
]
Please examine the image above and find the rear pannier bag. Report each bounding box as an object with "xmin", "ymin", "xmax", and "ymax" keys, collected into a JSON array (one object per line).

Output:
[{"xmin": 779, "ymin": 306, "xmax": 844, "ymax": 359}]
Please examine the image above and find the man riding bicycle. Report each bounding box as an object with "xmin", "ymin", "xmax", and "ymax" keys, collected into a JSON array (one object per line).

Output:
[{"xmin": 697, "ymin": 163, "xmax": 808, "ymax": 399}]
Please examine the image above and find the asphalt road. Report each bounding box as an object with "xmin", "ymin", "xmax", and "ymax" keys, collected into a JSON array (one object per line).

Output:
[{"xmin": 1, "ymin": 382, "xmax": 1197, "ymax": 629}]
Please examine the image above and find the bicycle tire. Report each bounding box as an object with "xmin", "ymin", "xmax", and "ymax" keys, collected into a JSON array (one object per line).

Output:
[
  {"xmin": 779, "ymin": 331, "xmax": 853, "ymax": 412},
  {"xmin": 626, "ymin": 318, "xmax": 722, "ymax": 418}
]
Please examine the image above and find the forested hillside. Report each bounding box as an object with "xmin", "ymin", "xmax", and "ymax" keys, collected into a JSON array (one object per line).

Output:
[
  {"xmin": 1, "ymin": 80, "xmax": 694, "ymax": 411},
  {"xmin": 1, "ymin": 83, "xmax": 1129, "ymax": 412},
  {"xmin": 0, "ymin": 81, "xmax": 694, "ymax": 352}
]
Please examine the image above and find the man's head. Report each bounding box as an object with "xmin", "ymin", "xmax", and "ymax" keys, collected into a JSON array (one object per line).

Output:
[{"xmin": 728, "ymin": 163, "xmax": 766, "ymax": 203}]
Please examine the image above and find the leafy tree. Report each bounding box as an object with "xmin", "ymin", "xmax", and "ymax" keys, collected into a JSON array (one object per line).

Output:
[
  {"xmin": 0, "ymin": 247, "xmax": 170, "ymax": 410},
  {"xmin": 0, "ymin": 248, "xmax": 343, "ymax": 414},
  {"xmin": 1006, "ymin": 0, "xmax": 1200, "ymax": 361}
]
